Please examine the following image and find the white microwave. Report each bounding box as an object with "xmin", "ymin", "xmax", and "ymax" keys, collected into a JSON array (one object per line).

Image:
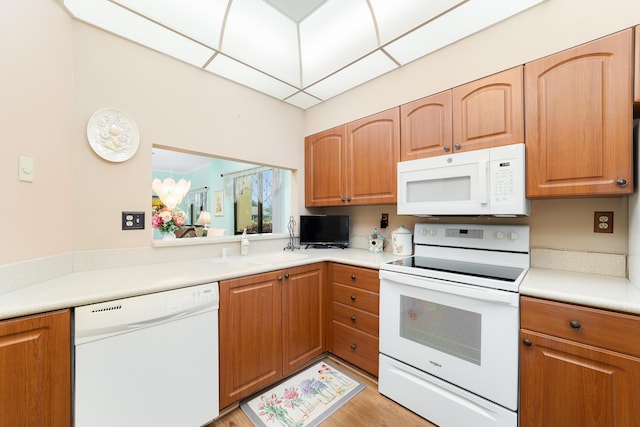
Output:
[{"xmin": 397, "ymin": 143, "xmax": 529, "ymax": 216}]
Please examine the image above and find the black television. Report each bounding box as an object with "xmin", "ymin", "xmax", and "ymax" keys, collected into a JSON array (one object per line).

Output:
[{"xmin": 299, "ymin": 215, "xmax": 349, "ymax": 249}]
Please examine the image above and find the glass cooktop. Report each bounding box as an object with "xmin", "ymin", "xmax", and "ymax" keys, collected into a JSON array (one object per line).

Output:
[{"xmin": 385, "ymin": 256, "xmax": 525, "ymax": 283}]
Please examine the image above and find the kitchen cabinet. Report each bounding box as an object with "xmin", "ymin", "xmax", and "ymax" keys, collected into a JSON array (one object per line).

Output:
[
  {"xmin": 305, "ymin": 108, "xmax": 400, "ymax": 207},
  {"xmin": 400, "ymin": 66, "xmax": 523, "ymax": 160},
  {"xmin": 520, "ymin": 296, "xmax": 640, "ymax": 427},
  {"xmin": 635, "ymin": 25, "xmax": 640, "ymax": 103},
  {"xmin": 219, "ymin": 263, "xmax": 326, "ymax": 408},
  {"xmin": 329, "ymin": 263, "xmax": 379, "ymax": 376},
  {"xmin": 0, "ymin": 309, "xmax": 71, "ymax": 427},
  {"xmin": 525, "ymin": 29, "xmax": 634, "ymax": 198}
]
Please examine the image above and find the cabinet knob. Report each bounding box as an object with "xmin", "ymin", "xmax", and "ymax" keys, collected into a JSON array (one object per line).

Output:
[
  {"xmin": 351, "ymin": 274, "xmax": 356, "ymax": 280},
  {"xmin": 351, "ymin": 315, "xmax": 357, "ymax": 322},
  {"xmin": 443, "ymin": 146, "xmax": 450, "ymax": 152},
  {"xmin": 454, "ymin": 143, "xmax": 461, "ymax": 149},
  {"xmin": 278, "ymin": 275, "xmax": 283, "ymax": 281},
  {"xmin": 522, "ymin": 338, "xmax": 532, "ymax": 347},
  {"xmin": 284, "ymin": 273, "xmax": 290, "ymax": 279},
  {"xmin": 616, "ymin": 178, "xmax": 628, "ymax": 187},
  {"xmin": 350, "ymin": 344, "xmax": 357, "ymax": 351},
  {"xmin": 350, "ymin": 295, "xmax": 356, "ymax": 301},
  {"xmin": 347, "ymin": 197, "xmax": 351, "ymax": 202},
  {"xmin": 341, "ymin": 197, "xmax": 346, "ymax": 202},
  {"xmin": 569, "ymin": 320, "xmax": 581, "ymax": 330}
]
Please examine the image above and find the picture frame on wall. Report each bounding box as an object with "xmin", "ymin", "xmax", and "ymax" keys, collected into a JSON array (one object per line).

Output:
[{"xmin": 214, "ymin": 190, "xmax": 224, "ymax": 216}]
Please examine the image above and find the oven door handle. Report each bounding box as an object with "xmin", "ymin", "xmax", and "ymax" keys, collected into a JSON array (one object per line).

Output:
[{"xmin": 380, "ymin": 272, "xmax": 518, "ymax": 306}]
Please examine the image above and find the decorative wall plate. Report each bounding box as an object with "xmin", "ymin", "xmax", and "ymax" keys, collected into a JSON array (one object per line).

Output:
[{"xmin": 87, "ymin": 108, "xmax": 139, "ymax": 162}]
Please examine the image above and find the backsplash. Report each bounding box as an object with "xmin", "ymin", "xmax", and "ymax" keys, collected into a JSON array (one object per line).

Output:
[{"xmin": 531, "ymin": 248, "xmax": 627, "ymax": 277}]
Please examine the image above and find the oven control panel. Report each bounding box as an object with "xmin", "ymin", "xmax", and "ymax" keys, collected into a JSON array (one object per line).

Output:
[{"xmin": 414, "ymin": 223, "xmax": 529, "ymax": 253}]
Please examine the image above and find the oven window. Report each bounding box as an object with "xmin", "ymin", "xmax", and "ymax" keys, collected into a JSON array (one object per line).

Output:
[{"xmin": 400, "ymin": 295, "xmax": 481, "ymax": 365}]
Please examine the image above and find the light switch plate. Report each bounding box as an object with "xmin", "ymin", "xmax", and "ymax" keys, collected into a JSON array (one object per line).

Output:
[{"xmin": 19, "ymin": 156, "xmax": 34, "ymax": 182}]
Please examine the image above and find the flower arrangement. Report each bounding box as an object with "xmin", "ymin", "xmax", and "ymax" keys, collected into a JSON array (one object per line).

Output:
[{"xmin": 152, "ymin": 205, "xmax": 186, "ymax": 234}]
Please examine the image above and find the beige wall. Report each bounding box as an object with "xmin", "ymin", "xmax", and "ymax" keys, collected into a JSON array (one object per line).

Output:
[
  {"xmin": 2, "ymin": 1, "xmax": 74, "ymax": 264},
  {"xmin": 2, "ymin": 0, "xmax": 638, "ymax": 266}
]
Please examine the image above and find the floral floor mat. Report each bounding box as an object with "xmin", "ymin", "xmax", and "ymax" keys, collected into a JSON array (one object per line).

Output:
[{"xmin": 240, "ymin": 361, "xmax": 365, "ymax": 427}]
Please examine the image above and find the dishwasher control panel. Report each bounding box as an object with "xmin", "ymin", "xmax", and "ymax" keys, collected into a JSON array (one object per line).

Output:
[{"xmin": 167, "ymin": 285, "xmax": 218, "ymax": 313}]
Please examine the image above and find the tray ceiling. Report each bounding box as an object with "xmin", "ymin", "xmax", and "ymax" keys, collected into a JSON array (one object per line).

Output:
[{"xmin": 62, "ymin": 0, "xmax": 545, "ymax": 109}]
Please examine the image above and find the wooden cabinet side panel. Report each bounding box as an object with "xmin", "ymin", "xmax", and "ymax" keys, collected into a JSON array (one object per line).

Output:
[
  {"xmin": 400, "ymin": 91, "xmax": 452, "ymax": 160},
  {"xmin": 282, "ymin": 263, "xmax": 326, "ymax": 376},
  {"xmin": 525, "ymin": 29, "xmax": 633, "ymax": 197},
  {"xmin": 0, "ymin": 310, "xmax": 71, "ymax": 427},
  {"xmin": 635, "ymin": 26, "xmax": 639, "ymax": 102},
  {"xmin": 520, "ymin": 330, "xmax": 640, "ymax": 427},
  {"xmin": 452, "ymin": 66, "xmax": 524, "ymax": 152},
  {"xmin": 219, "ymin": 273, "xmax": 282, "ymax": 408},
  {"xmin": 346, "ymin": 108, "xmax": 400, "ymax": 204},
  {"xmin": 304, "ymin": 126, "xmax": 345, "ymax": 207}
]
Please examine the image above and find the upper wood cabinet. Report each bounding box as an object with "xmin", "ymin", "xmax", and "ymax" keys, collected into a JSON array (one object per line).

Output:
[
  {"xmin": 400, "ymin": 66, "xmax": 524, "ymax": 160},
  {"xmin": 218, "ymin": 263, "xmax": 326, "ymax": 409},
  {"xmin": 635, "ymin": 26, "xmax": 640, "ymax": 103},
  {"xmin": 525, "ymin": 29, "xmax": 634, "ymax": 198},
  {"xmin": 305, "ymin": 108, "xmax": 400, "ymax": 207},
  {"xmin": 0, "ymin": 310, "xmax": 71, "ymax": 427}
]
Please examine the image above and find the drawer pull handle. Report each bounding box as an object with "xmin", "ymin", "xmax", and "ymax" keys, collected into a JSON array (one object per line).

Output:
[
  {"xmin": 522, "ymin": 338, "xmax": 532, "ymax": 347},
  {"xmin": 351, "ymin": 316, "xmax": 357, "ymax": 322},
  {"xmin": 350, "ymin": 344, "xmax": 357, "ymax": 351},
  {"xmin": 569, "ymin": 320, "xmax": 581, "ymax": 330},
  {"xmin": 350, "ymin": 295, "xmax": 356, "ymax": 301},
  {"xmin": 351, "ymin": 274, "xmax": 356, "ymax": 280}
]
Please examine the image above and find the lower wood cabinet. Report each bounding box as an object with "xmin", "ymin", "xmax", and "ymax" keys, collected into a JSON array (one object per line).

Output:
[
  {"xmin": 219, "ymin": 263, "xmax": 326, "ymax": 409},
  {"xmin": 0, "ymin": 309, "xmax": 71, "ymax": 427},
  {"xmin": 520, "ymin": 296, "xmax": 640, "ymax": 427},
  {"xmin": 329, "ymin": 263, "xmax": 379, "ymax": 376}
]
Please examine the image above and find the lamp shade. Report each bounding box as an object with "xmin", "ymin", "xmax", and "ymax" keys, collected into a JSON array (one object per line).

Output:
[
  {"xmin": 152, "ymin": 177, "xmax": 191, "ymax": 210},
  {"xmin": 196, "ymin": 210, "xmax": 211, "ymax": 226}
]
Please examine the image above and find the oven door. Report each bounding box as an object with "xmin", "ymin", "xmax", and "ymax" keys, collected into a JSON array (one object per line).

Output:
[{"xmin": 379, "ymin": 269, "xmax": 519, "ymax": 410}]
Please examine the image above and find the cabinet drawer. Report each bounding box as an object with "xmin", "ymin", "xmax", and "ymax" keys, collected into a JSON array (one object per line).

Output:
[
  {"xmin": 333, "ymin": 264, "xmax": 379, "ymax": 292},
  {"xmin": 333, "ymin": 283, "xmax": 379, "ymax": 314},
  {"xmin": 521, "ymin": 296, "xmax": 640, "ymax": 357},
  {"xmin": 332, "ymin": 302, "xmax": 379, "ymax": 337},
  {"xmin": 331, "ymin": 321, "xmax": 379, "ymax": 376}
]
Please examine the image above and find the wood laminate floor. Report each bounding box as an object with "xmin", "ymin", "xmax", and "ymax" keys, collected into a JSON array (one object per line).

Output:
[{"xmin": 207, "ymin": 356, "xmax": 437, "ymax": 427}]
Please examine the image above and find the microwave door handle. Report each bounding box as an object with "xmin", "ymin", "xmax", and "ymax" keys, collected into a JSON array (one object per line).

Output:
[{"xmin": 478, "ymin": 160, "xmax": 488, "ymax": 204}]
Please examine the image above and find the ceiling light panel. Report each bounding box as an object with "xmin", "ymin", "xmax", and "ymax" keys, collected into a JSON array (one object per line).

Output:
[
  {"xmin": 305, "ymin": 50, "xmax": 397, "ymax": 100},
  {"xmin": 206, "ymin": 54, "xmax": 299, "ymax": 100},
  {"xmin": 385, "ymin": 0, "xmax": 546, "ymax": 65},
  {"xmin": 369, "ymin": 0, "xmax": 467, "ymax": 45},
  {"xmin": 300, "ymin": 0, "xmax": 378, "ymax": 87},
  {"xmin": 222, "ymin": 0, "xmax": 300, "ymax": 86},
  {"xmin": 64, "ymin": 0, "xmax": 215, "ymax": 67},
  {"xmin": 112, "ymin": 0, "xmax": 227, "ymax": 48},
  {"xmin": 284, "ymin": 91, "xmax": 322, "ymax": 110}
]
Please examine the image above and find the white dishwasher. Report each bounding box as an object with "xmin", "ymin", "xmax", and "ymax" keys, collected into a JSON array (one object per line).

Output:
[{"xmin": 74, "ymin": 282, "xmax": 219, "ymax": 427}]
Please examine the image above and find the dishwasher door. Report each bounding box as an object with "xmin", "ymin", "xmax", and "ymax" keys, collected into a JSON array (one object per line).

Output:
[{"xmin": 74, "ymin": 282, "xmax": 219, "ymax": 427}]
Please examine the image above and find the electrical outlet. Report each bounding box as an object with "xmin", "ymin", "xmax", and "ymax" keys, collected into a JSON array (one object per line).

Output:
[
  {"xmin": 594, "ymin": 211, "xmax": 613, "ymax": 233},
  {"xmin": 122, "ymin": 211, "xmax": 145, "ymax": 230}
]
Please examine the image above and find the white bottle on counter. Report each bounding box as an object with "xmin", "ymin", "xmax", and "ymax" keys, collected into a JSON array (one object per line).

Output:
[{"xmin": 240, "ymin": 228, "xmax": 250, "ymax": 255}]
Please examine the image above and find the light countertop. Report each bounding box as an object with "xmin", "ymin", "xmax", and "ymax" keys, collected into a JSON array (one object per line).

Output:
[
  {"xmin": 0, "ymin": 248, "xmax": 400, "ymax": 321},
  {"xmin": 520, "ymin": 267, "xmax": 640, "ymax": 315},
  {"xmin": 4, "ymin": 248, "xmax": 640, "ymax": 321}
]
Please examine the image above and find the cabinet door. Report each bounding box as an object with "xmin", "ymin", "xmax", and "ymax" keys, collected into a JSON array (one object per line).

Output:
[
  {"xmin": 520, "ymin": 330, "xmax": 640, "ymax": 427},
  {"xmin": 452, "ymin": 66, "xmax": 524, "ymax": 152},
  {"xmin": 304, "ymin": 126, "xmax": 346, "ymax": 207},
  {"xmin": 400, "ymin": 91, "xmax": 452, "ymax": 160},
  {"xmin": 0, "ymin": 310, "xmax": 71, "ymax": 427},
  {"xmin": 219, "ymin": 272, "xmax": 282, "ymax": 408},
  {"xmin": 346, "ymin": 108, "xmax": 400, "ymax": 204},
  {"xmin": 282, "ymin": 263, "xmax": 326, "ymax": 376},
  {"xmin": 525, "ymin": 29, "xmax": 633, "ymax": 197}
]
